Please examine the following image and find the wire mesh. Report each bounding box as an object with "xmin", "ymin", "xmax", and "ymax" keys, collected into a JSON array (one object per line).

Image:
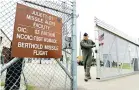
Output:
[
  {"xmin": 95, "ymin": 18, "xmax": 139, "ymax": 79},
  {"xmin": 0, "ymin": 0, "xmax": 74, "ymax": 90}
]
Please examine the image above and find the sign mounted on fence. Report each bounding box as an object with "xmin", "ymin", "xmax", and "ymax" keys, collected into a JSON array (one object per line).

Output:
[{"xmin": 11, "ymin": 3, "xmax": 62, "ymax": 58}]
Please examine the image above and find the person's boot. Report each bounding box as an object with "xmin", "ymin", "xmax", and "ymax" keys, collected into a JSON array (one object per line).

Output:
[
  {"xmin": 84, "ymin": 73, "xmax": 88, "ymax": 82},
  {"xmin": 84, "ymin": 74, "xmax": 91, "ymax": 81},
  {"xmin": 84, "ymin": 69, "xmax": 89, "ymax": 82},
  {"xmin": 85, "ymin": 67, "xmax": 91, "ymax": 81},
  {"xmin": 87, "ymin": 67, "xmax": 91, "ymax": 79},
  {"xmin": 87, "ymin": 74, "xmax": 91, "ymax": 79}
]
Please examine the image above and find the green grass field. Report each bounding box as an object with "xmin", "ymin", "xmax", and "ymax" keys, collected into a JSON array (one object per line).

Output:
[
  {"xmin": 113, "ymin": 63, "xmax": 132, "ymax": 69},
  {"xmin": 26, "ymin": 85, "xmax": 36, "ymax": 90},
  {"xmin": 121, "ymin": 63, "xmax": 132, "ymax": 69},
  {"xmin": 0, "ymin": 82, "xmax": 5, "ymax": 86}
]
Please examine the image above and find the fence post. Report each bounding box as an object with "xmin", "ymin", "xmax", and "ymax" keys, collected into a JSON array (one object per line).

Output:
[
  {"xmin": 135, "ymin": 46, "xmax": 139, "ymax": 71},
  {"xmin": 94, "ymin": 25, "xmax": 101, "ymax": 79},
  {"xmin": 71, "ymin": 0, "xmax": 77, "ymax": 90}
]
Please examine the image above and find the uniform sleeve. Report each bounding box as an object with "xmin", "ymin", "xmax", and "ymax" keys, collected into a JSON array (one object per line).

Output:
[
  {"xmin": 80, "ymin": 40, "xmax": 94, "ymax": 49},
  {"xmin": 92, "ymin": 40, "xmax": 96, "ymax": 47}
]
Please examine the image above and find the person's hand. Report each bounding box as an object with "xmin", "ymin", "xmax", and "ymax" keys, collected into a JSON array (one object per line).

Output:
[{"xmin": 95, "ymin": 50, "xmax": 97, "ymax": 53}]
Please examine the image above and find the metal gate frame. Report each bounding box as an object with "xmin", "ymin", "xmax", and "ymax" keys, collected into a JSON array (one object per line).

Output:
[{"xmin": 94, "ymin": 17, "xmax": 139, "ymax": 80}]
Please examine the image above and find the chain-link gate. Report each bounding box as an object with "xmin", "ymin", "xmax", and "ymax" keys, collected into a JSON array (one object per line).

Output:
[
  {"xmin": 0, "ymin": 0, "xmax": 77, "ymax": 90},
  {"xmin": 94, "ymin": 18, "xmax": 139, "ymax": 80}
]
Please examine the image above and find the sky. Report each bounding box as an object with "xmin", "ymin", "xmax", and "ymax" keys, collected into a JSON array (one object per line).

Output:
[{"xmin": 76, "ymin": 0, "xmax": 139, "ymax": 56}]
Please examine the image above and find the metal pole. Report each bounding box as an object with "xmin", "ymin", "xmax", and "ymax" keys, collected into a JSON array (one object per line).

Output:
[
  {"xmin": 115, "ymin": 36, "xmax": 120, "ymax": 73},
  {"xmin": 1, "ymin": 29, "xmax": 11, "ymax": 42},
  {"xmin": 55, "ymin": 59, "xmax": 73, "ymax": 80},
  {"xmin": 1, "ymin": 58, "xmax": 21, "ymax": 73},
  {"xmin": 40, "ymin": 58, "xmax": 42, "ymax": 64},
  {"xmin": 128, "ymin": 45, "xmax": 132, "ymax": 70},
  {"xmin": 64, "ymin": 50, "xmax": 69, "ymax": 89},
  {"xmin": 135, "ymin": 46, "xmax": 139, "ymax": 71},
  {"xmin": 0, "ymin": 31, "xmax": 2, "ymax": 60},
  {"xmin": 79, "ymin": 31, "xmax": 81, "ymax": 56},
  {"xmin": 94, "ymin": 26, "xmax": 101, "ymax": 79},
  {"xmin": 71, "ymin": 0, "xmax": 77, "ymax": 90},
  {"xmin": 0, "ymin": 31, "xmax": 2, "ymax": 76}
]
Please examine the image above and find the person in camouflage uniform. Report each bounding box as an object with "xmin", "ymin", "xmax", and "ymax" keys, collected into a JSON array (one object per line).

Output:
[{"xmin": 80, "ymin": 33, "xmax": 96, "ymax": 81}]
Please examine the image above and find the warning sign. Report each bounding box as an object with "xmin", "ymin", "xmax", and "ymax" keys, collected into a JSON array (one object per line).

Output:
[{"xmin": 11, "ymin": 3, "xmax": 62, "ymax": 58}]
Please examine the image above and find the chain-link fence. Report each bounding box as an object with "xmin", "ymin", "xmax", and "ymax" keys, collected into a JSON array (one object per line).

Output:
[
  {"xmin": 94, "ymin": 18, "xmax": 139, "ymax": 80},
  {"xmin": 0, "ymin": 0, "xmax": 77, "ymax": 90}
]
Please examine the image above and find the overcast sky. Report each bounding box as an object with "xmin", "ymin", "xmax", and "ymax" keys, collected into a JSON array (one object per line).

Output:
[
  {"xmin": 77, "ymin": 0, "xmax": 139, "ymax": 39},
  {"xmin": 76, "ymin": 0, "xmax": 139, "ymax": 55}
]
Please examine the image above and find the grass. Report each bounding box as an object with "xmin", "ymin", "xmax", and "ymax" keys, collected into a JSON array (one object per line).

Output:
[
  {"xmin": 113, "ymin": 63, "xmax": 132, "ymax": 69},
  {"xmin": 26, "ymin": 85, "xmax": 36, "ymax": 90},
  {"xmin": 122, "ymin": 63, "xmax": 132, "ymax": 69},
  {"xmin": 0, "ymin": 82, "xmax": 36, "ymax": 90},
  {"xmin": 1, "ymin": 82, "xmax": 5, "ymax": 86}
]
